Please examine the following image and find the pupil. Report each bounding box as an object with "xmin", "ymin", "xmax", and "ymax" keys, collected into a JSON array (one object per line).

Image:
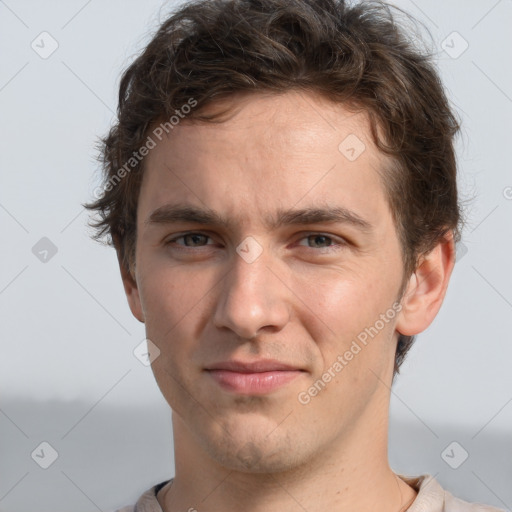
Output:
[
  {"xmin": 313, "ymin": 235, "xmax": 329, "ymax": 247},
  {"xmin": 187, "ymin": 234, "xmax": 205, "ymax": 246}
]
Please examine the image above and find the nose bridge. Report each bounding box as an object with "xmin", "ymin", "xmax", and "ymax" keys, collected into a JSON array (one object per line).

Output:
[{"xmin": 213, "ymin": 241, "xmax": 290, "ymax": 338}]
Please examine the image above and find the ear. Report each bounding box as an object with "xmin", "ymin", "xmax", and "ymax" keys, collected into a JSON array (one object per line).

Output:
[
  {"xmin": 117, "ymin": 250, "xmax": 145, "ymax": 324},
  {"xmin": 395, "ymin": 232, "xmax": 456, "ymax": 336}
]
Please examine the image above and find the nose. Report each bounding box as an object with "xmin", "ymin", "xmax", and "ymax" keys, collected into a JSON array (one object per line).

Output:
[{"xmin": 212, "ymin": 244, "xmax": 291, "ymax": 340}]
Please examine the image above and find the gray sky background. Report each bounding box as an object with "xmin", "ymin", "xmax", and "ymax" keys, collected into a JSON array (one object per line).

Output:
[
  {"xmin": 1, "ymin": 0, "xmax": 511, "ymax": 425},
  {"xmin": 1, "ymin": 0, "xmax": 511, "ymax": 422}
]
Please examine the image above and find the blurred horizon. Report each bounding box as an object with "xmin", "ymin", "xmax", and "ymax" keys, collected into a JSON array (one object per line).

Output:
[{"xmin": 1, "ymin": 397, "xmax": 510, "ymax": 512}]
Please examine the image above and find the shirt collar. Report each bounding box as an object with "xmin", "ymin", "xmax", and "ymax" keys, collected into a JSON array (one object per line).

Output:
[{"xmin": 133, "ymin": 474, "xmax": 445, "ymax": 512}]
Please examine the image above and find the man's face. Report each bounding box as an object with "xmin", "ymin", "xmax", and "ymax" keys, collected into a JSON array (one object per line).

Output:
[{"xmin": 127, "ymin": 91, "xmax": 407, "ymax": 472}]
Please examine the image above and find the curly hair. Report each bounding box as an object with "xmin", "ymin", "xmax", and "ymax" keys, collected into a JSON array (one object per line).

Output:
[{"xmin": 84, "ymin": 0, "xmax": 462, "ymax": 377}]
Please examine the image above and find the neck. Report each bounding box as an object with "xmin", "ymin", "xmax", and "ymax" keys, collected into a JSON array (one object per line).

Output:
[{"xmin": 158, "ymin": 403, "xmax": 417, "ymax": 512}]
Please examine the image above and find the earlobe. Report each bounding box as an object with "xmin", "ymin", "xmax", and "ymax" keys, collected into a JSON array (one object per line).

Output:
[
  {"xmin": 395, "ymin": 232, "xmax": 456, "ymax": 337},
  {"xmin": 118, "ymin": 254, "xmax": 145, "ymax": 324}
]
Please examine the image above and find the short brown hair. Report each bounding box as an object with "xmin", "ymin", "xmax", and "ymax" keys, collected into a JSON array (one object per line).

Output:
[{"xmin": 85, "ymin": 0, "xmax": 462, "ymax": 377}]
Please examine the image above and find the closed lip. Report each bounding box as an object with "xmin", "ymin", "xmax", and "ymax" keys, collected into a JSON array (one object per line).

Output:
[{"xmin": 205, "ymin": 359, "xmax": 304, "ymax": 373}]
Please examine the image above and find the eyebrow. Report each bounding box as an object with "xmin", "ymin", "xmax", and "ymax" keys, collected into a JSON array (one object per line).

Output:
[{"xmin": 146, "ymin": 203, "xmax": 373, "ymax": 232}]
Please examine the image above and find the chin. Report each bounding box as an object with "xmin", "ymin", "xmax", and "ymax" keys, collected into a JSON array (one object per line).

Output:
[{"xmin": 199, "ymin": 426, "xmax": 309, "ymax": 474}]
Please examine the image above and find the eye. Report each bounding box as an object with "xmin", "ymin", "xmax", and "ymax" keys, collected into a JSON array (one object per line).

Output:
[
  {"xmin": 163, "ymin": 231, "xmax": 347, "ymax": 254},
  {"xmin": 297, "ymin": 233, "xmax": 346, "ymax": 251},
  {"xmin": 165, "ymin": 232, "xmax": 214, "ymax": 248}
]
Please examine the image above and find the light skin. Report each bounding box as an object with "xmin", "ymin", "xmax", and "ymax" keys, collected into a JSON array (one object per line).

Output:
[{"xmin": 118, "ymin": 90, "xmax": 455, "ymax": 512}]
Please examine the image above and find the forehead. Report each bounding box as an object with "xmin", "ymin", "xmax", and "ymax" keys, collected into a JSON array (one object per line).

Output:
[
  {"xmin": 139, "ymin": 91, "xmax": 392, "ymax": 230},
  {"xmin": 163, "ymin": 91, "xmax": 375, "ymax": 158}
]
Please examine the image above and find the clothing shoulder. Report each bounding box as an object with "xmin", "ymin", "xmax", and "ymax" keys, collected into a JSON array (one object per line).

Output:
[
  {"xmin": 402, "ymin": 474, "xmax": 507, "ymax": 512},
  {"xmin": 111, "ymin": 476, "xmax": 508, "ymax": 512},
  {"xmin": 110, "ymin": 479, "xmax": 171, "ymax": 512}
]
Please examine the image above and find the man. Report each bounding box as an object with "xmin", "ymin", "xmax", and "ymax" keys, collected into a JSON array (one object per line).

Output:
[{"xmin": 85, "ymin": 0, "xmax": 504, "ymax": 510}]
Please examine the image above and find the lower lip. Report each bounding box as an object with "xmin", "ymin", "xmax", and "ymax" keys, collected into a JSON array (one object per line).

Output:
[{"xmin": 206, "ymin": 370, "xmax": 303, "ymax": 394}]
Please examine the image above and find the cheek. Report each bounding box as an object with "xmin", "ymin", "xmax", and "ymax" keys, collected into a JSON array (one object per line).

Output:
[
  {"xmin": 297, "ymin": 264, "xmax": 398, "ymax": 364},
  {"xmin": 299, "ymin": 264, "xmax": 382, "ymax": 325},
  {"xmin": 138, "ymin": 261, "xmax": 214, "ymax": 328},
  {"xmin": 136, "ymin": 270, "xmax": 203, "ymax": 382},
  {"xmin": 137, "ymin": 265, "xmax": 212, "ymax": 411}
]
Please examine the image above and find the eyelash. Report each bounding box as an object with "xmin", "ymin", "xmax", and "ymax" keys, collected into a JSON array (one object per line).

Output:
[{"xmin": 164, "ymin": 232, "xmax": 347, "ymax": 253}]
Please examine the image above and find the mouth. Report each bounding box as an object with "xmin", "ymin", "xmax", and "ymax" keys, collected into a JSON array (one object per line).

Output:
[{"xmin": 204, "ymin": 359, "xmax": 306, "ymax": 395}]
